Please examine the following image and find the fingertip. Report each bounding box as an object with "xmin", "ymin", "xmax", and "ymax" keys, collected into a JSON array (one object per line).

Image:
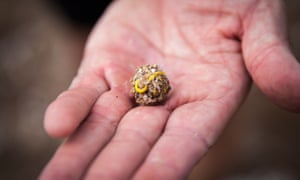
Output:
[
  {"xmin": 43, "ymin": 85, "xmax": 106, "ymax": 138},
  {"xmin": 251, "ymin": 52, "xmax": 300, "ymax": 113},
  {"xmin": 263, "ymin": 90, "xmax": 300, "ymax": 113},
  {"xmin": 276, "ymin": 102, "xmax": 300, "ymax": 113},
  {"xmin": 260, "ymin": 68, "xmax": 300, "ymax": 113},
  {"xmin": 44, "ymin": 101, "xmax": 76, "ymax": 138}
]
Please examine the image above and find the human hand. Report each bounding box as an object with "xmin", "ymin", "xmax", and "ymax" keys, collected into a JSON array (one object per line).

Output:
[{"xmin": 40, "ymin": 0, "xmax": 300, "ymax": 179}]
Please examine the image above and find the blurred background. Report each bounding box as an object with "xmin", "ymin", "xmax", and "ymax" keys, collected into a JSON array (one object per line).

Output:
[{"xmin": 0, "ymin": 0, "xmax": 299, "ymax": 179}]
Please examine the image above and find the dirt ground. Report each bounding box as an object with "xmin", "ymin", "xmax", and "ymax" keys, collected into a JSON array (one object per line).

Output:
[{"xmin": 0, "ymin": 0, "xmax": 300, "ymax": 179}]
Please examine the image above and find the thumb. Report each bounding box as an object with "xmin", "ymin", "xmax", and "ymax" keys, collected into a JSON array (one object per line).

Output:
[{"xmin": 242, "ymin": 0, "xmax": 300, "ymax": 112}]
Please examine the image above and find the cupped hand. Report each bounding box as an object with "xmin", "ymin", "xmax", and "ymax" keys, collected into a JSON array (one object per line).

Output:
[{"xmin": 40, "ymin": 0, "xmax": 300, "ymax": 179}]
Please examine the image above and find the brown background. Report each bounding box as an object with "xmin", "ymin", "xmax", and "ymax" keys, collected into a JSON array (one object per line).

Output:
[{"xmin": 0, "ymin": 0, "xmax": 299, "ymax": 179}]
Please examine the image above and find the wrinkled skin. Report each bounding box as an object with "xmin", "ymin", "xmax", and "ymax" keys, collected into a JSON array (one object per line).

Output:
[{"xmin": 40, "ymin": 0, "xmax": 300, "ymax": 179}]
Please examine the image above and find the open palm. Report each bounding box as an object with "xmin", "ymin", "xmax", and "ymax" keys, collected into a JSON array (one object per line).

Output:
[{"xmin": 41, "ymin": 0, "xmax": 300, "ymax": 179}]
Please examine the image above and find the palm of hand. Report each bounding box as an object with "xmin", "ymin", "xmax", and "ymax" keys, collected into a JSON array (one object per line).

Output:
[{"xmin": 41, "ymin": 0, "xmax": 299, "ymax": 179}]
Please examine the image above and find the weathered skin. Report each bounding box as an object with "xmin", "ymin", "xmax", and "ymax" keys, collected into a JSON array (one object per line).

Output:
[{"xmin": 41, "ymin": 0, "xmax": 300, "ymax": 180}]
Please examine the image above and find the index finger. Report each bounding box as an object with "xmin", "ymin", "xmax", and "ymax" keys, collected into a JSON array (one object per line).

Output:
[{"xmin": 44, "ymin": 72, "xmax": 109, "ymax": 138}]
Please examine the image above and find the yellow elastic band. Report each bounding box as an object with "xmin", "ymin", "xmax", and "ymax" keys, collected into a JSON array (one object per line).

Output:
[
  {"xmin": 148, "ymin": 71, "xmax": 165, "ymax": 81},
  {"xmin": 134, "ymin": 79, "xmax": 147, "ymax": 93}
]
